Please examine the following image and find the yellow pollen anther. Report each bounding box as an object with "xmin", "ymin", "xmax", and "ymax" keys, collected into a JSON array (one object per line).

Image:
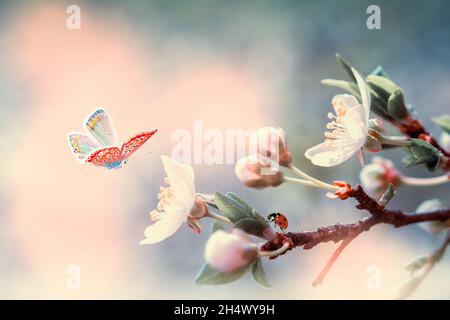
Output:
[{"xmin": 150, "ymin": 210, "xmax": 161, "ymax": 222}]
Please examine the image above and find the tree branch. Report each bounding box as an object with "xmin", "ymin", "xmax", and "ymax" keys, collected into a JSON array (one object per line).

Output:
[
  {"xmin": 398, "ymin": 118, "xmax": 450, "ymax": 158},
  {"xmin": 398, "ymin": 229, "xmax": 450, "ymax": 299},
  {"xmin": 261, "ymin": 185, "xmax": 450, "ymax": 285}
]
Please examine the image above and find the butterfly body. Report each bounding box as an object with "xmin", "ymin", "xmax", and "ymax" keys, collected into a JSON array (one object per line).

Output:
[{"xmin": 68, "ymin": 108, "xmax": 157, "ymax": 169}]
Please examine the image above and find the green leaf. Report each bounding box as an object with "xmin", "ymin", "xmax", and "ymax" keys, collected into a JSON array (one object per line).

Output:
[
  {"xmin": 403, "ymin": 139, "xmax": 441, "ymax": 171},
  {"xmin": 322, "ymin": 78, "xmax": 392, "ymax": 120},
  {"xmin": 321, "ymin": 79, "xmax": 360, "ymax": 97},
  {"xmin": 432, "ymin": 115, "xmax": 450, "ymax": 134},
  {"xmin": 251, "ymin": 259, "xmax": 270, "ymax": 288},
  {"xmin": 195, "ymin": 263, "xmax": 251, "ymax": 285},
  {"xmin": 396, "ymin": 274, "xmax": 424, "ymax": 300},
  {"xmin": 212, "ymin": 221, "xmax": 224, "ymax": 233},
  {"xmin": 226, "ymin": 192, "xmax": 254, "ymax": 214},
  {"xmin": 387, "ymin": 89, "xmax": 409, "ymax": 120},
  {"xmin": 234, "ymin": 218, "xmax": 270, "ymax": 238},
  {"xmin": 404, "ymin": 255, "xmax": 429, "ymax": 273},
  {"xmin": 370, "ymin": 65, "xmax": 389, "ymax": 77},
  {"xmin": 369, "ymin": 92, "xmax": 393, "ymax": 120},
  {"xmin": 215, "ymin": 192, "xmax": 272, "ymax": 238},
  {"xmin": 214, "ymin": 192, "xmax": 253, "ymax": 223},
  {"xmin": 366, "ymin": 75, "xmax": 400, "ymax": 102},
  {"xmin": 379, "ymin": 184, "xmax": 396, "ymax": 206},
  {"xmin": 335, "ymin": 53, "xmax": 357, "ymax": 82}
]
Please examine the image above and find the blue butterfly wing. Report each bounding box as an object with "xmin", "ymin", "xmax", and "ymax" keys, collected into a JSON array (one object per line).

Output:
[
  {"xmin": 68, "ymin": 132, "xmax": 100, "ymax": 161},
  {"xmin": 84, "ymin": 108, "xmax": 117, "ymax": 146}
]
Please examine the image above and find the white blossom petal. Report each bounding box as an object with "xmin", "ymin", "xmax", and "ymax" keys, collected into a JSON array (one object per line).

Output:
[
  {"xmin": 352, "ymin": 68, "xmax": 371, "ymax": 123},
  {"xmin": 161, "ymin": 155, "xmax": 195, "ymax": 208},
  {"xmin": 332, "ymin": 94, "xmax": 359, "ymax": 112},
  {"xmin": 141, "ymin": 156, "xmax": 198, "ymax": 245},
  {"xmin": 305, "ymin": 140, "xmax": 361, "ymax": 167},
  {"xmin": 140, "ymin": 210, "xmax": 186, "ymax": 244},
  {"xmin": 343, "ymin": 105, "xmax": 367, "ymax": 141}
]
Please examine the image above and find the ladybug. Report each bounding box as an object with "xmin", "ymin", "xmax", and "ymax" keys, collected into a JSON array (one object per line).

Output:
[{"xmin": 267, "ymin": 212, "xmax": 289, "ymax": 232}]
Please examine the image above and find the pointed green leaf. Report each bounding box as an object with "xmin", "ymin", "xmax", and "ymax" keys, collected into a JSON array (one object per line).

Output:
[
  {"xmin": 214, "ymin": 192, "xmax": 253, "ymax": 223},
  {"xmin": 226, "ymin": 192, "xmax": 254, "ymax": 214},
  {"xmin": 370, "ymin": 65, "xmax": 389, "ymax": 77},
  {"xmin": 321, "ymin": 76, "xmax": 392, "ymax": 120},
  {"xmin": 234, "ymin": 218, "xmax": 270, "ymax": 238},
  {"xmin": 387, "ymin": 89, "xmax": 409, "ymax": 120},
  {"xmin": 367, "ymin": 81, "xmax": 390, "ymax": 102},
  {"xmin": 251, "ymin": 259, "xmax": 270, "ymax": 288},
  {"xmin": 404, "ymin": 255, "xmax": 429, "ymax": 273},
  {"xmin": 321, "ymin": 79, "xmax": 360, "ymax": 97},
  {"xmin": 370, "ymin": 95, "xmax": 393, "ymax": 120},
  {"xmin": 379, "ymin": 184, "xmax": 396, "ymax": 206},
  {"xmin": 335, "ymin": 53, "xmax": 357, "ymax": 82},
  {"xmin": 366, "ymin": 75, "xmax": 400, "ymax": 103},
  {"xmin": 432, "ymin": 115, "xmax": 450, "ymax": 134},
  {"xmin": 402, "ymin": 139, "xmax": 441, "ymax": 171},
  {"xmin": 195, "ymin": 263, "xmax": 251, "ymax": 285},
  {"xmin": 396, "ymin": 274, "xmax": 424, "ymax": 300}
]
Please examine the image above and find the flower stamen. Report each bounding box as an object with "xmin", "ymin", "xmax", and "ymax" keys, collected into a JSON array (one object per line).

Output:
[
  {"xmin": 150, "ymin": 210, "xmax": 161, "ymax": 222},
  {"xmin": 327, "ymin": 181, "xmax": 352, "ymax": 200},
  {"xmin": 155, "ymin": 177, "xmax": 175, "ymax": 213}
]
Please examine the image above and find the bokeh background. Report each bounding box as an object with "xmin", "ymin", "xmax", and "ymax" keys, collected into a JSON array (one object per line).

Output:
[{"xmin": 0, "ymin": 0, "xmax": 449, "ymax": 299}]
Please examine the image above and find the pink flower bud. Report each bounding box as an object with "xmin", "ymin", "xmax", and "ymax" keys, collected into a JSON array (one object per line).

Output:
[
  {"xmin": 185, "ymin": 197, "xmax": 209, "ymax": 234},
  {"xmin": 188, "ymin": 197, "xmax": 208, "ymax": 219},
  {"xmin": 234, "ymin": 155, "xmax": 284, "ymax": 189},
  {"xmin": 359, "ymin": 157, "xmax": 401, "ymax": 194},
  {"xmin": 251, "ymin": 127, "xmax": 292, "ymax": 167},
  {"xmin": 204, "ymin": 229, "xmax": 258, "ymax": 273}
]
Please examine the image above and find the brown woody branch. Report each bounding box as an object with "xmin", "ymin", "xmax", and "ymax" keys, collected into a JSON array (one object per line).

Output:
[
  {"xmin": 398, "ymin": 117, "xmax": 450, "ymax": 158},
  {"xmin": 261, "ymin": 185, "xmax": 450, "ymax": 285}
]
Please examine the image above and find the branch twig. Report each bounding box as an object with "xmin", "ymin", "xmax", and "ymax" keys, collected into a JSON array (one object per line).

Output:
[
  {"xmin": 261, "ymin": 185, "xmax": 450, "ymax": 285},
  {"xmin": 398, "ymin": 118, "xmax": 450, "ymax": 158}
]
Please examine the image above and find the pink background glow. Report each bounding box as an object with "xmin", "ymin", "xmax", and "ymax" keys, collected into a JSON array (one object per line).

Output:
[{"xmin": 0, "ymin": 2, "xmax": 448, "ymax": 299}]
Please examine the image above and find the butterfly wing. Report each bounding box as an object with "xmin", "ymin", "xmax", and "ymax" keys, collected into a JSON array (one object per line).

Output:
[
  {"xmin": 84, "ymin": 108, "xmax": 117, "ymax": 146},
  {"xmin": 68, "ymin": 132, "xmax": 100, "ymax": 161},
  {"xmin": 120, "ymin": 129, "xmax": 158, "ymax": 161},
  {"xmin": 86, "ymin": 146, "xmax": 122, "ymax": 168}
]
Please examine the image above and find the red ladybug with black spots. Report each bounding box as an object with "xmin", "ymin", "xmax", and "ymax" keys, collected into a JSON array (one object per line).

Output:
[{"xmin": 267, "ymin": 212, "xmax": 289, "ymax": 233}]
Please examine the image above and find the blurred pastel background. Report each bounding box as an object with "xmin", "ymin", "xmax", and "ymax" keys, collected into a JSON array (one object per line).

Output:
[{"xmin": 0, "ymin": 0, "xmax": 449, "ymax": 299}]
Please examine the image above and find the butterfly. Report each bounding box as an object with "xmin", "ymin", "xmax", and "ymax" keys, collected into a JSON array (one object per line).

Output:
[{"xmin": 68, "ymin": 108, "xmax": 157, "ymax": 169}]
